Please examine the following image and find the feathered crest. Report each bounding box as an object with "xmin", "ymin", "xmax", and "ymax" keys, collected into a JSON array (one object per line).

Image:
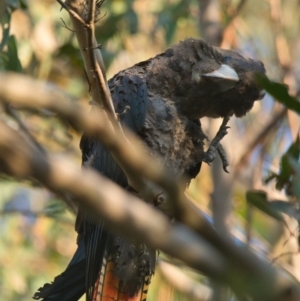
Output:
[{"xmin": 180, "ymin": 38, "xmax": 223, "ymax": 63}]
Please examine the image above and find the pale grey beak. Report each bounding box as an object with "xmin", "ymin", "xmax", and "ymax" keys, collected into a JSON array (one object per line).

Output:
[
  {"xmin": 202, "ymin": 64, "xmax": 239, "ymax": 81},
  {"xmin": 201, "ymin": 64, "xmax": 240, "ymax": 92}
]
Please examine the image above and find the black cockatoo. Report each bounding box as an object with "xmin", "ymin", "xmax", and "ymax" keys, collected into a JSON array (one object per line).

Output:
[{"xmin": 34, "ymin": 38, "xmax": 266, "ymax": 301}]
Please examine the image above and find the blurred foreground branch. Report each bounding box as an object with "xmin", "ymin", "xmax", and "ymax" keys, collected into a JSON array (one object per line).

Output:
[
  {"xmin": 0, "ymin": 73, "xmax": 299, "ymax": 300},
  {"xmin": 158, "ymin": 260, "xmax": 212, "ymax": 301},
  {"xmin": 0, "ymin": 117, "xmax": 226, "ymax": 280}
]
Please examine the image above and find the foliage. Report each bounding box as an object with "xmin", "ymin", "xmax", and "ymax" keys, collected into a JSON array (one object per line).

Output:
[
  {"xmin": 257, "ymin": 75, "xmax": 300, "ymax": 115},
  {"xmin": 264, "ymin": 134, "xmax": 300, "ymax": 196},
  {"xmin": 246, "ymin": 190, "xmax": 285, "ymax": 222},
  {"xmin": 249, "ymin": 76, "xmax": 300, "ymax": 223},
  {"xmin": 1, "ymin": 0, "xmax": 300, "ymax": 300},
  {"xmin": 247, "ymin": 77, "xmax": 300, "ymax": 252}
]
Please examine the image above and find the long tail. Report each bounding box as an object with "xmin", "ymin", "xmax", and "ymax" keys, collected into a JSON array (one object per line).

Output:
[
  {"xmin": 92, "ymin": 255, "xmax": 151, "ymax": 301},
  {"xmin": 33, "ymin": 239, "xmax": 86, "ymax": 301}
]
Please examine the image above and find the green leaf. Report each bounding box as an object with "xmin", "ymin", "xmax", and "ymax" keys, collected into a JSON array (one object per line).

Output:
[
  {"xmin": 19, "ymin": 0, "xmax": 28, "ymax": 9},
  {"xmin": 154, "ymin": 0, "xmax": 190, "ymax": 44},
  {"xmin": 269, "ymin": 200, "xmax": 300, "ymax": 220},
  {"xmin": 6, "ymin": 0, "xmax": 20, "ymax": 11},
  {"xmin": 289, "ymin": 158, "xmax": 300, "ymax": 199},
  {"xmin": 4, "ymin": 35, "xmax": 22, "ymax": 72},
  {"xmin": 246, "ymin": 190, "xmax": 284, "ymax": 222},
  {"xmin": 264, "ymin": 172, "xmax": 278, "ymax": 184},
  {"xmin": 56, "ymin": 43, "xmax": 83, "ymax": 69},
  {"xmin": 125, "ymin": 9, "xmax": 138, "ymax": 34},
  {"xmin": 264, "ymin": 135, "xmax": 300, "ymax": 196},
  {"xmin": 45, "ymin": 199, "xmax": 67, "ymax": 216},
  {"xmin": 256, "ymin": 75, "xmax": 300, "ymax": 114},
  {"xmin": 0, "ymin": 10, "xmax": 11, "ymax": 52},
  {"xmin": 95, "ymin": 14, "xmax": 123, "ymax": 41},
  {"xmin": 277, "ymin": 135, "xmax": 300, "ymax": 189}
]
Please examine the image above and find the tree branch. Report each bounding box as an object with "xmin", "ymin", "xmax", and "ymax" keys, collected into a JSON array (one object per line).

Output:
[
  {"xmin": 158, "ymin": 260, "xmax": 212, "ymax": 301},
  {"xmin": 198, "ymin": 0, "xmax": 223, "ymax": 46},
  {"xmin": 56, "ymin": 0, "xmax": 85, "ymax": 25},
  {"xmin": 63, "ymin": 0, "xmax": 114, "ymax": 114},
  {"xmin": 4, "ymin": 103, "xmax": 45, "ymax": 153},
  {"xmin": 59, "ymin": 0, "xmax": 168, "ymax": 207},
  {"xmin": 0, "ymin": 118, "xmax": 227, "ymax": 281},
  {"xmin": 0, "ymin": 72, "xmax": 299, "ymax": 300},
  {"xmin": 225, "ymin": 0, "xmax": 247, "ymax": 29}
]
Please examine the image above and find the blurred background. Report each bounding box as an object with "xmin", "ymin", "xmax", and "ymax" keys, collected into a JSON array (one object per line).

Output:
[{"xmin": 1, "ymin": 0, "xmax": 300, "ymax": 300}]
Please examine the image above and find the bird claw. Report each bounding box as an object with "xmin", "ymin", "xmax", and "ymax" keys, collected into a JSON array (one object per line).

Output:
[
  {"xmin": 203, "ymin": 116, "xmax": 230, "ymax": 173},
  {"xmin": 223, "ymin": 166, "xmax": 229, "ymax": 173},
  {"xmin": 217, "ymin": 143, "xmax": 229, "ymax": 173}
]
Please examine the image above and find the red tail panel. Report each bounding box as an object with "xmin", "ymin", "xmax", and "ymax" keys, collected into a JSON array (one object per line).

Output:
[{"xmin": 93, "ymin": 258, "xmax": 148, "ymax": 301}]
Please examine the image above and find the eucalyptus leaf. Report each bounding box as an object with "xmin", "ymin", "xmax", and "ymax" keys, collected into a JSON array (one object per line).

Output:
[
  {"xmin": 277, "ymin": 136, "xmax": 299, "ymax": 189},
  {"xmin": 256, "ymin": 75, "xmax": 300, "ymax": 114},
  {"xmin": 6, "ymin": 0, "xmax": 20, "ymax": 11},
  {"xmin": 154, "ymin": 0, "xmax": 190, "ymax": 44},
  {"xmin": 126, "ymin": 9, "xmax": 138, "ymax": 34},
  {"xmin": 19, "ymin": 0, "xmax": 28, "ymax": 9},
  {"xmin": 45, "ymin": 199, "xmax": 67, "ymax": 216},
  {"xmin": 246, "ymin": 190, "xmax": 284, "ymax": 222},
  {"xmin": 4, "ymin": 35, "xmax": 22, "ymax": 72},
  {"xmin": 264, "ymin": 135, "xmax": 300, "ymax": 196},
  {"xmin": 0, "ymin": 10, "xmax": 11, "ymax": 51},
  {"xmin": 269, "ymin": 200, "xmax": 300, "ymax": 220},
  {"xmin": 289, "ymin": 158, "xmax": 300, "ymax": 199},
  {"xmin": 264, "ymin": 172, "xmax": 278, "ymax": 185}
]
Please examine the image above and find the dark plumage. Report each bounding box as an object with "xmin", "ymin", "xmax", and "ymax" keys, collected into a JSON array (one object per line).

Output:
[{"xmin": 34, "ymin": 38, "xmax": 265, "ymax": 301}]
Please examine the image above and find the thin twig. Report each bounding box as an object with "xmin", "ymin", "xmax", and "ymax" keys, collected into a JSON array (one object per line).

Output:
[
  {"xmin": 234, "ymin": 107, "xmax": 287, "ymax": 176},
  {"xmin": 84, "ymin": 0, "xmax": 115, "ymax": 112},
  {"xmin": 65, "ymin": 0, "xmax": 116, "ymax": 115},
  {"xmin": 269, "ymin": 0, "xmax": 291, "ymax": 71},
  {"xmin": 56, "ymin": 0, "xmax": 86, "ymax": 25},
  {"xmin": 225, "ymin": 0, "xmax": 247, "ymax": 28},
  {"xmin": 4, "ymin": 104, "xmax": 45, "ymax": 153},
  {"xmin": 60, "ymin": 17, "xmax": 77, "ymax": 32},
  {"xmin": 272, "ymin": 251, "xmax": 300, "ymax": 264},
  {"xmin": 220, "ymin": 1, "xmax": 248, "ymax": 48},
  {"xmin": 87, "ymin": 0, "xmax": 96, "ymax": 27},
  {"xmin": 95, "ymin": 10, "xmax": 107, "ymax": 23}
]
